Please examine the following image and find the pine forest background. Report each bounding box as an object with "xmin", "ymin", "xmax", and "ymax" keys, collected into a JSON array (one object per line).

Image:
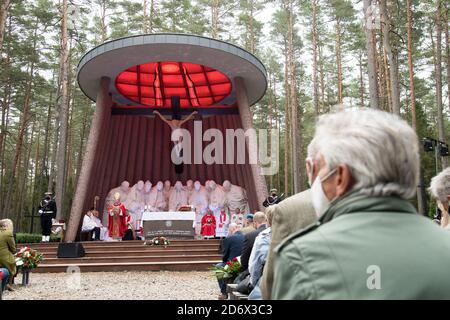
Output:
[{"xmin": 0, "ymin": 0, "xmax": 449, "ymax": 232}]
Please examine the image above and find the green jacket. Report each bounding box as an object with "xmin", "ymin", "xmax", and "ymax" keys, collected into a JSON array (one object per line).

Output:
[
  {"xmin": 0, "ymin": 229, "xmax": 16, "ymax": 275},
  {"xmin": 272, "ymin": 192, "xmax": 450, "ymax": 299}
]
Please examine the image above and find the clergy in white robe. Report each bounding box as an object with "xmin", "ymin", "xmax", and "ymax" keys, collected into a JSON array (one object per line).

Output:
[
  {"xmin": 162, "ymin": 180, "xmax": 172, "ymax": 207},
  {"xmin": 222, "ymin": 180, "xmax": 250, "ymax": 215},
  {"xmin": 188, "ymin": 181, "xmax": 209, "ymax": 234},
  {"xmin": 207, "ymin": 180, "xmax": 227, "ymax": 237},
  {"xmin": 126, "ymin": 180, "xmax": 146, "ymax": 230},
  {"xmin": 168, "ymin": 181, "xmax": 188, "ymax": 211},
  {"xmin": 148, "ymin": 181, "xmax": 167, "ymax": 212}
]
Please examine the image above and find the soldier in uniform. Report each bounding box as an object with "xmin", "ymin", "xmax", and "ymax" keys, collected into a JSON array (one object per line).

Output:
[
  {"xmin": 262, "ymin": 189, "xmax": 284, "ymax": 207},
  {"xmin": 38, "ymin": 192, "xmax": 57, "ymax": 242}
]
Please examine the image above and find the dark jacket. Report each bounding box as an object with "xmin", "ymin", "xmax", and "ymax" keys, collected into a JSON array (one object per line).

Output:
[
  {"xmin": 240, "ymin": 224, "xmax": 267, "ymax": 271},
  {"xmin": 221, "ymin": 231, "xmax": 244, "ymax": 263},
  {"xmin": 272, "ymin": 191, "xmax": 450, "ymax": 299}
]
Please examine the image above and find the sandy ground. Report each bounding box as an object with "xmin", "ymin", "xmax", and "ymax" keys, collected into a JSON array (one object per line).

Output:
[{"xmin": 2, "ymin": 271, "xmax": 219, "ymax": 300}]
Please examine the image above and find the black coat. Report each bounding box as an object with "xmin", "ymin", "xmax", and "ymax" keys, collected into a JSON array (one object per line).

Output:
[
  {"xmin": 221, "ymin": 231, "xmax": 244, "ymax": 263},
  {"xmin": 240, "ymin": 224, "xmax": 267, "ymax": 271}
]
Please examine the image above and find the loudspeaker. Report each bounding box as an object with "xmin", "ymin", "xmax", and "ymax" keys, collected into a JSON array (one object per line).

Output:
[{"xmin": 57, "ymin": 242, "xmax": 85, "ymax": 258}]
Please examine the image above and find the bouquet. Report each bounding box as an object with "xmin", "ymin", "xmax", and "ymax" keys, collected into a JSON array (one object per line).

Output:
[
  {"xmin": 15, "ymin": 247, "xmax": 43, "ymax": 270},
  {"xmin": 212, "ymin": 257, "xmax": 242, "ymax": 282},
  {"xmin": 144, "ymin": 236, "xmax": 170, "ymax": 246}
]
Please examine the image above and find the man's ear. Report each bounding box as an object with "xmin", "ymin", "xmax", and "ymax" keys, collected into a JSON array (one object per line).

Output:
[{"xmin": 335, "ymin": 164, "xmax": 353, "ymax": 197}]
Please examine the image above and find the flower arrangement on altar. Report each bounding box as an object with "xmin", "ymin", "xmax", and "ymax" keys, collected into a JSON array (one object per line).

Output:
[
  {"xmin": 15, "ymin": 246, "xmax": 43, "ymax": 270},
  {"xmin": 212, "ymin": 257, "xmax": 242, "ymax": 282},
  {"xmin": 144, "ymin": 236, "xmax": 170, "ymax": 246}
]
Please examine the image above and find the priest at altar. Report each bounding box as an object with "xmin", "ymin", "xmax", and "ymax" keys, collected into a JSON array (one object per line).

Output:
[{"xmin": 107, "ymin": 192, "xmax": 128, "ymax": 239}]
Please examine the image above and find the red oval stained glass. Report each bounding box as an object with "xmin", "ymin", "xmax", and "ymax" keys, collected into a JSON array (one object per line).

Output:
[{"xmin": 115, "ymin": 61, "xmax": 232, "ymax": 107}]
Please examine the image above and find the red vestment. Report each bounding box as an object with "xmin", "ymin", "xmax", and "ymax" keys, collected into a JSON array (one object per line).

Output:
[
  {"xmin": 201, "ymin": 214, "xmax": 216, "ymax": 237},
  {"xmin": 107, "ymin": 202, "xmax": 128, "ymax": 238}
]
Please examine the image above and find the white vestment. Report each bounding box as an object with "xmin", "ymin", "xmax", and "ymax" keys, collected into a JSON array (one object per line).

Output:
[
  {"xmin": 168, "ymin": 185, "xmax": 188, "ymax": 211},
  {"xmin": 148, "ymin": 187, "xmax": 167, "ymax": 212},
  {"xmin": 224, "ymin": 184, "xmax": 250, "ymax": 214},
  {"xmin": 208, "ymin": 183, "xmax": 227, "ymax": 236},
  {"xmin": 188, "ymin": 186, "xmax": 209, "ymax": 234}
]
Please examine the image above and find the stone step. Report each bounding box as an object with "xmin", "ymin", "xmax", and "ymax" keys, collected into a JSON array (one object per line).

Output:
[
  {"xmin": 33, "ymin": 260, "xmax": 219, "ymax": 273},
  {"xmin": 20, "ymin": 239, "xmax": 221, "ymax": 249},
  {"xmin": 40, "ymin": 254, "xmax": 221, "ymax": 264},
  {"xmin": 41, "ymin": 248, "xmax": 220, "ymax": 258},
  {"xmin": 27, "ymin": 244, "xmax": 220, "ymax": 253}
]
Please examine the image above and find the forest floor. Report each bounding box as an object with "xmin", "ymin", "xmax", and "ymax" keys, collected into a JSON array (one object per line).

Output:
[{"xmin": 2, "ymin": 271, "xmax": 218, "ymax": 300}]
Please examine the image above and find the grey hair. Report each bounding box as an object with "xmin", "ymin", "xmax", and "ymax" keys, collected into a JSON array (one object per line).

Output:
[
  {"xmin": 429, "ymin": 168, "xmax": 450, "ymax": 203},
  {"xmin": 308, "ymin": 108, "xmax": 419, "ymax": 199},
  {"xmin": 0, "ymin": 219, "xmax": 13, "ymax": 232}
]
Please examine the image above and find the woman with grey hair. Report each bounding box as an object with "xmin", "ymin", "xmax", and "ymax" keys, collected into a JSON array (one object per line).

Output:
[
  {"xmin": 429, "ymin": 167, "xmax": 450, "ymax": 229},
  {"xmin": 272, "ymin": 108, "xmax": 450, "ymax": 299},
  {"xmin": 0, "ymin": 219, "xmax": 16, "ymax": 291}
]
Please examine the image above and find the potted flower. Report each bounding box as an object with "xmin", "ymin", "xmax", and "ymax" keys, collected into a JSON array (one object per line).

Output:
[
  {"xmin": 212, "ymin": 257, "xmax": 242, "ymax": 283},
  {"xmin": 15, "ymin": 246, "xmax": 43, "ymax": 286},
  {"xmin": 144, "ymin": 236, "xmax": 170, "ymax": 247}
]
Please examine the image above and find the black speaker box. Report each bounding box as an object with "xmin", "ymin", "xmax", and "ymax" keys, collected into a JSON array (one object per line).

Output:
[{"xmin": 57, "ymin": 242, "xmax": 85, "ymax": 258}]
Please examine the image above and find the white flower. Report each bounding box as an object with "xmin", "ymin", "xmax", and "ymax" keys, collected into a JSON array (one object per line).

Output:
[
  {"xmin": 224, "ymin": 265, "xmax": 229, "ymax": 271},
  {"xmin": 16, "ymin": 259, "xmax": 24, "ymax": 266},
  {"xmin": 23, "ymin": 251, "xmax": 30, "ymax": 258}
]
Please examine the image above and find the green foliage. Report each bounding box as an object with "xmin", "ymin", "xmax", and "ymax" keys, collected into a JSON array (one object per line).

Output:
[{"xmin": 15, "ymin": 233, "xmax": 61, "ymax": 244}]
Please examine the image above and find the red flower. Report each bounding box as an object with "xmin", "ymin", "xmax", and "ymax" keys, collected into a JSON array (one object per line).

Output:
[{"xmin": 232, "ymin": 257, "xmax": 238, "ymax": 262}]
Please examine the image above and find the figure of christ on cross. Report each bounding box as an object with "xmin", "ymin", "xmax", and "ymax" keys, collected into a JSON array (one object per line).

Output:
[{"xmin": 153, "ymin": 109, "xmax": 198, "ymax": 174}]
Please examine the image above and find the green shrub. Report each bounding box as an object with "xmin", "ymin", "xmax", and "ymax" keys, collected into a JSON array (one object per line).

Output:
[{"xmin": 15, "ymin": 233, "xmax": 61, "ymax": 244}]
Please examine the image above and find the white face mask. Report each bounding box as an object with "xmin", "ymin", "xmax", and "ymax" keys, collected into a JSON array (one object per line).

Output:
[
  {"xmin": 194, "ymin": 183, "xmax": 201, "ymax": 191},
  {"xmin": 311, "ymin": 168, "xmax": 337, "ymax": 219}
]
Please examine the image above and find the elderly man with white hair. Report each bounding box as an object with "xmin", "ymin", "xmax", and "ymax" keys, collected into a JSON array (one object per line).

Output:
[
  {"xmin": 429, "ymin": 168, "xmax": 450, "ymax": 229},
  {"xmin": 272, "ymin": 108, "xmax": 450, "ymax": 300}
]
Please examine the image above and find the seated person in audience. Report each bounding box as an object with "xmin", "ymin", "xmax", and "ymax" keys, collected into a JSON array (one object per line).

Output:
[
  {"xmin": 272, "ymin": 108, "xmax": 450, "ymax": 299},
  {"xmin": 241, "ymin": 214, "xmax": 255, "ymax": 235},
  {"xmin": 234, "ymin": 212, "xmax": 267, "ymax": 291},
  {"xmin": 0, "ymin": 267, "xmax": 9, "ymax": 293},
  {"xmin": 91, "ymin": 209, "xmax": 109, "ymax": 241},
  {"xmin": 0, "ymin": 219, "xmax": 16, "ymax": 291},
  {"xmin": 215, "ymin": 223, "xmax": 244, "ymax": 300},
  {"xmin": 248, "ymin": 208, "xmax": 274, "ymax": 300},
  {"xmin": 81, "ymin": 209, "xmax": 101, "ymax": 241},
  {"xmin": 429, "ymin": 168, "xmax": 450, "ymax": 230}
]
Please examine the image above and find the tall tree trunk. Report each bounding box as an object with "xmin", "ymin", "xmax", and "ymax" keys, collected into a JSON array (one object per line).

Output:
[
  {"xmin": 444, "ymin": 4, "xmax": 449, "ymax": 116},
  {"xmin": 318, "ymin": 44, "xmax": 326, "ymax": 113},
  {"xmin": 380, "ymin": 0, "xmax": 401, "ymax": 115},
  {"xmin": 359, "ymin": 50, "xmax": 365, "ymax": 107},
  {"xmin": 143, "ymin": 0, "xmax": 149, "ymax": 33},
  {"xmin": 211, "ymin": 0, "xmax": 219, "ymax": 39},
  {"xmin": 283, "ymin": 39, "xmax": 290, "ymax": 197},
  {"xmin": 312, "ymin": 0, "xmax": 319, "ymax": 116},
  {"xmin": 335, "ymin": 17, "xmax": 343, "ymax": 104},
  {"xmin": 3, "ymin": 60, "xmax": 35, "ymax": 216},
  {"xmin": 55, "ymin": 0, "xmax": 70, "ymax": 219},
  {"xmin": 434, "ymin": 0, "xmax": 447, "ymax": 168},
  {"xmin": 407, "ymin": 0, "xmax": 426, "ymax": 215},
  {"xmin": 363, "ymin": 0, "xmax": 380, "ymax": 109},
  {"xmin": 0, "ymin": 0, "xmax": 11, "ymax": 54}
]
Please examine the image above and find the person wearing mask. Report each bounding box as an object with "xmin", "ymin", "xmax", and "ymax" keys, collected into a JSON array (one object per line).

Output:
[
  {"xmin": 272, "ymin": 108, "xmax": 450, "ymax": 299},
  {"xmin": 429, "ymin": 168, "xmax": 450, "ymax": 230}
]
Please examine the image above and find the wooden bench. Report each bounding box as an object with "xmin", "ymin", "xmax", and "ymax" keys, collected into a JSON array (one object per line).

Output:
[{"xmin": 226, "ymin": 283, "xmax": 249, "ymax": 300}]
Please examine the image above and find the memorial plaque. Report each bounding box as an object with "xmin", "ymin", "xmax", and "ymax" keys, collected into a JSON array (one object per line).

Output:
[{"xmin": 143, "ymin": 220, "xmax": 195, "ymax": 239}]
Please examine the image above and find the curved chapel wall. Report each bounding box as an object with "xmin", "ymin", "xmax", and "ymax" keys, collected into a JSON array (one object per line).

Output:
[{"xmin": 83, "ymin": 114, "xmax": 259, "ymax": 216}]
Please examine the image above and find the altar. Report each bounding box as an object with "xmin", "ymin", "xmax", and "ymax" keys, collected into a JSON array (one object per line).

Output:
[{"xmin": 141, "ymin": 211, "xmax": 196, "ymax": 239}]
